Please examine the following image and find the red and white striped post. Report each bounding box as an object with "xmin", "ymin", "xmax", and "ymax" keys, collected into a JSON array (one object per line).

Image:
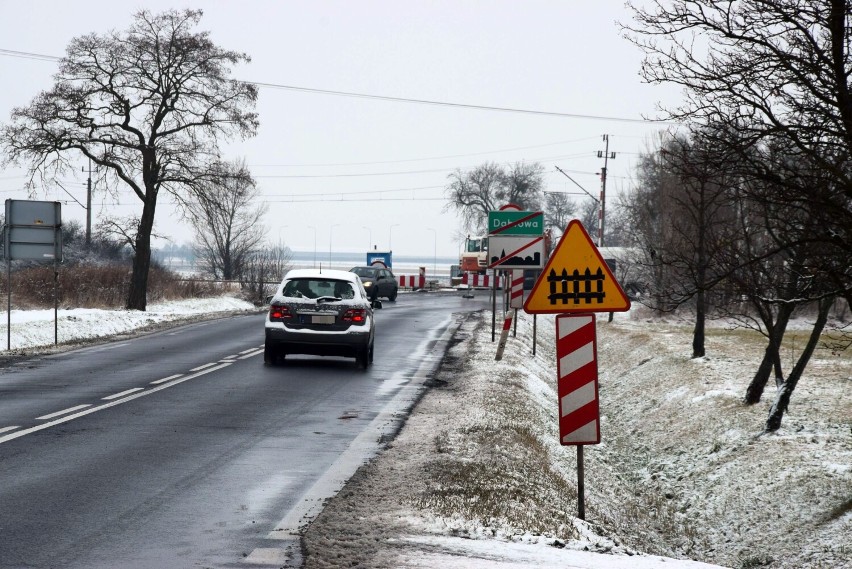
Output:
[
  {"xmin": 509, "ymin": 270, "xmax": 525, "ymax": 309},
  {"xmin": 494, "ymin": 309, "xmax": 514, "ymax": 360},
  {"xmin": 557, "ymin": 314, "xmax": 600, "ymax": 444},
  {"xmin": 556, "ymin": 313, "xmax": 600, "ymax": 520}
]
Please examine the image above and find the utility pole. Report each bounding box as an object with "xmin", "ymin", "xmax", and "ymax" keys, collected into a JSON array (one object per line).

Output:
[
  {"xmin": 83, "ymin": 159, "xmax": 93, "ymax": 248},
  {"xmin": 598, "ymin": 136, "xmax": 616, "ymax": 323},
  {"xmin": 597, "ymin": 135, "xmax": 616, "ymax": 248}
]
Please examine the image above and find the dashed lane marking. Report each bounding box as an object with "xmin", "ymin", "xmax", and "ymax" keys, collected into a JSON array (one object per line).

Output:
[
  {"xmin": 0, "ymin": 426, "xmax": 20, "ymax": 434},
  {"xmin": 239, "ymin": 349, "xmax": 264, "ymax": 360},
  {"xmin": 36, "ymin": 405, "xmax": 92, "ymax": 421},
  {"xmin": 190, "ymin": 362, "xmax": 218, "ymax": 372},
  {"xmin": 150, "ymin": 374, "xmax": 184, "ymax": 385},
  {"xmin": 102, "ymin": 388, "xmax": 145, "ymax": 401},
  {"xmin": 0, "ymin": 363, "xmax": 232, "ymax": 446}
]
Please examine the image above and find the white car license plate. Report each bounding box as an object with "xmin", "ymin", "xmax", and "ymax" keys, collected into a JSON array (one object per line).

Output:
[{"xmin": 312, "ymin": 315, "xmax": 335, "ymax": 325}]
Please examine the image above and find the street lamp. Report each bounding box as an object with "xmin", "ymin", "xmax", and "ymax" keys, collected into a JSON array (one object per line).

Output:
[
  {"xmin": 308, "ymin": 225, "xmax": 317, "ymax": 268},
  {"xmin": 426, "ymin": 227, "xmax": 437, "ymax": 276},
  {"xmin": 329, "ymin": 223, "xmax": 340, "ymax": 268},
  {"xmin": 362, "ymin": 226, "xmax": 372, "ymax": 251},
  {"xmin": 389, "ymin": 223, "xmax": 400, "ymax": 250}
]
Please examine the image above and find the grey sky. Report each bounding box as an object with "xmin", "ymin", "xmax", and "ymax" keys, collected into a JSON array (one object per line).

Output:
[{"xmin": 0, "ymin": 1, "xmax": 680, "ymax": 259}]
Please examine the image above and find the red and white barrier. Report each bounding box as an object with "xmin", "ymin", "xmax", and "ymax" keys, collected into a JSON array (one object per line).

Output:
[
  {"xmin": 460, "ymin": 273, "xmax": 497, "ymax": 288},
  {"xmin": 398, "ymin": 274, "xmax": 426, "ymax": 289}
]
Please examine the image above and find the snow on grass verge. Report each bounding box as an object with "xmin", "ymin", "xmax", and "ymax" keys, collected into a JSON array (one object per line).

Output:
[
  {"xmin": 302, "ymin": 308, "xmax": 850, "ymax": 569},
  {"xmin": 1, "ymin": 296, "xmax": 257, "ymax": 352}
]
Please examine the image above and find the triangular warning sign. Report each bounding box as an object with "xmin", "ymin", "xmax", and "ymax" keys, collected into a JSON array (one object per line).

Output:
[{"xmin": 523, "ymin": 220, "xmax": 631, "ymax": 314}]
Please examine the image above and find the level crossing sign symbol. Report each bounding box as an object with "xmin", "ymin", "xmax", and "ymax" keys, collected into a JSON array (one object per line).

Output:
[{"xmin": 523, "ymin": 220, "xmax": 630, "ymax": 314}]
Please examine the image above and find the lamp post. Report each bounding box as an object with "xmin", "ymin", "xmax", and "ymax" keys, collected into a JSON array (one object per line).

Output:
[
  {"xmin": 426, "ymin": 227, "xmax": 436, "ymax": 276},
  {"xmin": 362, "ymin": 226, "xmax": 372, "ymax": 251},
  {"xmin": 389, "ymin": 223, "xmax": 399, "ymax": 250},
  {"xmin": 308, "ymin": 225, "xmax": 317, "ymax": 268},
  {"xmin": 329, "ymin": 224, "xmax": 340, "ymax": 268}
]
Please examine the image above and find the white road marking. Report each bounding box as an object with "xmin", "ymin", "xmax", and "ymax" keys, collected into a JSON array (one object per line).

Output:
[
  {"xmin": 0, "ymin": 426, "xmax": 20, "ymax": 434},
  {"xmin": 225, "ymin": 353, "xmax": 241, "ymax": 359},
  {"xmin": 150, "ymin": 374, "xmax": 184, "ymax": 385},
  {"xmin": 239, "ymin": 349, "xmax": 264, "ymax": 360},
  {"xmin": 1, "ymin": 363, "xmax": 232, "ymax": 446},
  {"xmin": 242, "ymin": 548, "xmax": 290, "ymax": 565},
  {"xmin": 36, "ymin": 405, "xmax": 92, "ymax": 420},
  {"xmin": 190, "ymin": 362, "xmax": 218, "ymax": 372},
  {"xmin": 239, "ymin": 348, "xmax": 257, "ymax": 354},
  {"xmin": 102, "ymin": 388, "xmax": 145, "ymax": 401}
]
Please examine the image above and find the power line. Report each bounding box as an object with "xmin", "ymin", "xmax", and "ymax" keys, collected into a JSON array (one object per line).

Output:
[
  {"xmin": 249, "ymin": 137, "xmax": 600, "ymax": 168},
  {"xmin": 0, "ymin": 48, "xmax": 58, "ymax": 62},
  {"xmin": 253, "ymin": 153, "xmax": 593, "ymax": 179},
  {"xmin": 0, "ymin": 48, "xmax": 672, "ymax": 124},
  {"xmin": 250, "ymin": 80, "xmax": 664, "ymax": 124}
]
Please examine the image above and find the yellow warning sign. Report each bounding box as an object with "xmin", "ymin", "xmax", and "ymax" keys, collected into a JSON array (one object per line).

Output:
[{"xmin": 523, "ymin": 220, "xmax": 631, "ymax": 314}]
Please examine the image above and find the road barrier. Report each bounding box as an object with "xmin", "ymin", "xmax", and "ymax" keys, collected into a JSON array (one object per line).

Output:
[
  {"xmin": 460, "ymin": 273, "xmax": 499, "ymax": 288},
  {"xmin": 398, "ymin": 274, "xmax": 426, "ymax": 289}
]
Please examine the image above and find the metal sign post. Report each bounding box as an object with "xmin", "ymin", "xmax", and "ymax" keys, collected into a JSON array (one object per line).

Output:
[
  {"xmin": 4, "ymin": 200, "xmax": 63, "ymax": 350},
  {"xmin": 523, "ymin": 221, "xmax": 633, "ymax": 522},
  {"xmin": 487, "ymin": 205, "xmax": 545, "ymax": 353}
]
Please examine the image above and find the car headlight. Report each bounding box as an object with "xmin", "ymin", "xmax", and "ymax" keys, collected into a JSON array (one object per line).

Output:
[{"xmin": 363, "ymin": 282, "xmax": 372, "ymax": 287}]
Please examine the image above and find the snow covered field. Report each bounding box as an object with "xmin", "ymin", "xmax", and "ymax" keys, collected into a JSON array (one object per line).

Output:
[
  {"xmin": 1, "ymin": 297, "xmax": 848, "ymax": 568},
  {"xmin": 0, "ymin": 296, "xmax": 257, "ymax": 353}
]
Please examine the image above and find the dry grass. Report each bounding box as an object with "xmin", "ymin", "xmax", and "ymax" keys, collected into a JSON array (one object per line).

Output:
[{"xmin": 0, "ymin": 264, "xmax": 221, "ymax": 309}]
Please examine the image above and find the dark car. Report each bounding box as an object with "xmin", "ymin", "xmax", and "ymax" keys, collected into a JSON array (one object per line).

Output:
[
  {"xmin": 264, "ymin": 269, "xmax": 378, "ymax": 368},
  {"xmin": 349, "ymin": 266, "xmax": 398, "ymax": 301}
]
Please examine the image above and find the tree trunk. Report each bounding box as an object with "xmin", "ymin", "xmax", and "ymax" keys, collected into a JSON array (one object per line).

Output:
[
  {"xmin": 692, "ymin": 194, "xmax": 707, "ymax": 358},
  {"xmin": 126, "ymin": 197, "xmax": 157, "ymax": 311},
  {"xmin": 744, "ymin": 303, "xmax": 794, "ymax": 404},
  {"xmin": 765, "ymin": 297, "xmax": 833, "ymax": 431},
  {"xmin": 692, "ymin": 289, "xmax": 706, "ymax": 358}
]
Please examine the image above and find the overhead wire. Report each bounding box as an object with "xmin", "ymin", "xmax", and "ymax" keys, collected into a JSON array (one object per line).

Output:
[
  {"xmin": 0, "ymin": 46, "xmax": 642, "ymax": 206},
  {"xmin": 0, "ymin": 48, "xmax": 671, "ymax": 125}
]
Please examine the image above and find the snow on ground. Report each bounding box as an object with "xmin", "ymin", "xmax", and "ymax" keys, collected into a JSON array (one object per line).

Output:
[
  {"xmin": 0, "ymin": 296, "xmax": 256, "ymax": 352},
  {"xmin": 301, "ymin": 303, "xmax": 851, "ymax": 569},
  {"xmin": 2, "ymin": 296, "xmax": 849, "ymax": 568}
]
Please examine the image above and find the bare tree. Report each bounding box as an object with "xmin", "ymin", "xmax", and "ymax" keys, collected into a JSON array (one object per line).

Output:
[
  {"xmin": 0, "ymin": 9, "xmax": 258, "ymax": 310},
  {"xmin": 240, "ymin": 244, "xmax": 292, "ymax": 306},
  {"xmin": 445, "ymin": 162, "xmax": 546, "ymax": 234},
  {"xmin": 187, "ymin": 159, "xmax": 267, "ymax": 281},
  {"xmin": 500, "ymin": 162, "xmax": 545, "ymax": 211},
  {"xmin": 543, "ymin": 192, "xmax": 576, "ymax": 238},
  {"xmin": 623, "ymin": 0, "xmax": 852, "ymax": 299},
  {"xmin": 624, "ymin": 2, "xmax": 852, "ymax": 429},
  {"xmin": 577, "ymin": 199, "xmax": 599, "ymax": 239},
  {"xmin": 445, "ymin": 162, "xmax": 505, "ymax": 234}
]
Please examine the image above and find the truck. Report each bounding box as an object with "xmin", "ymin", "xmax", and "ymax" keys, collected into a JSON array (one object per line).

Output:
[{"xmin": 459, "ymin": 235, "xmax": 488, "ymax": 274}]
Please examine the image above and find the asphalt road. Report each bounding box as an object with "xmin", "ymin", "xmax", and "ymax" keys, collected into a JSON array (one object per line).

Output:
[{"xmin": 0, "ymin": 291, "xmax": 490, "ymax": 568}]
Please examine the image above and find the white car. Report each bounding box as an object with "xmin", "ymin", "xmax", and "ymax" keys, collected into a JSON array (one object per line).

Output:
[{"xmin": 264, "ymin": 269, "xmax": 378, "ymax": 368}]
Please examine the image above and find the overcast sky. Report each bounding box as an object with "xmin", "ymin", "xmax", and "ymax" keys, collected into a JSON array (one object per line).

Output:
[{"xmin": 0, "ymin": 1, "xmax": 680, "ymax": 259}]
